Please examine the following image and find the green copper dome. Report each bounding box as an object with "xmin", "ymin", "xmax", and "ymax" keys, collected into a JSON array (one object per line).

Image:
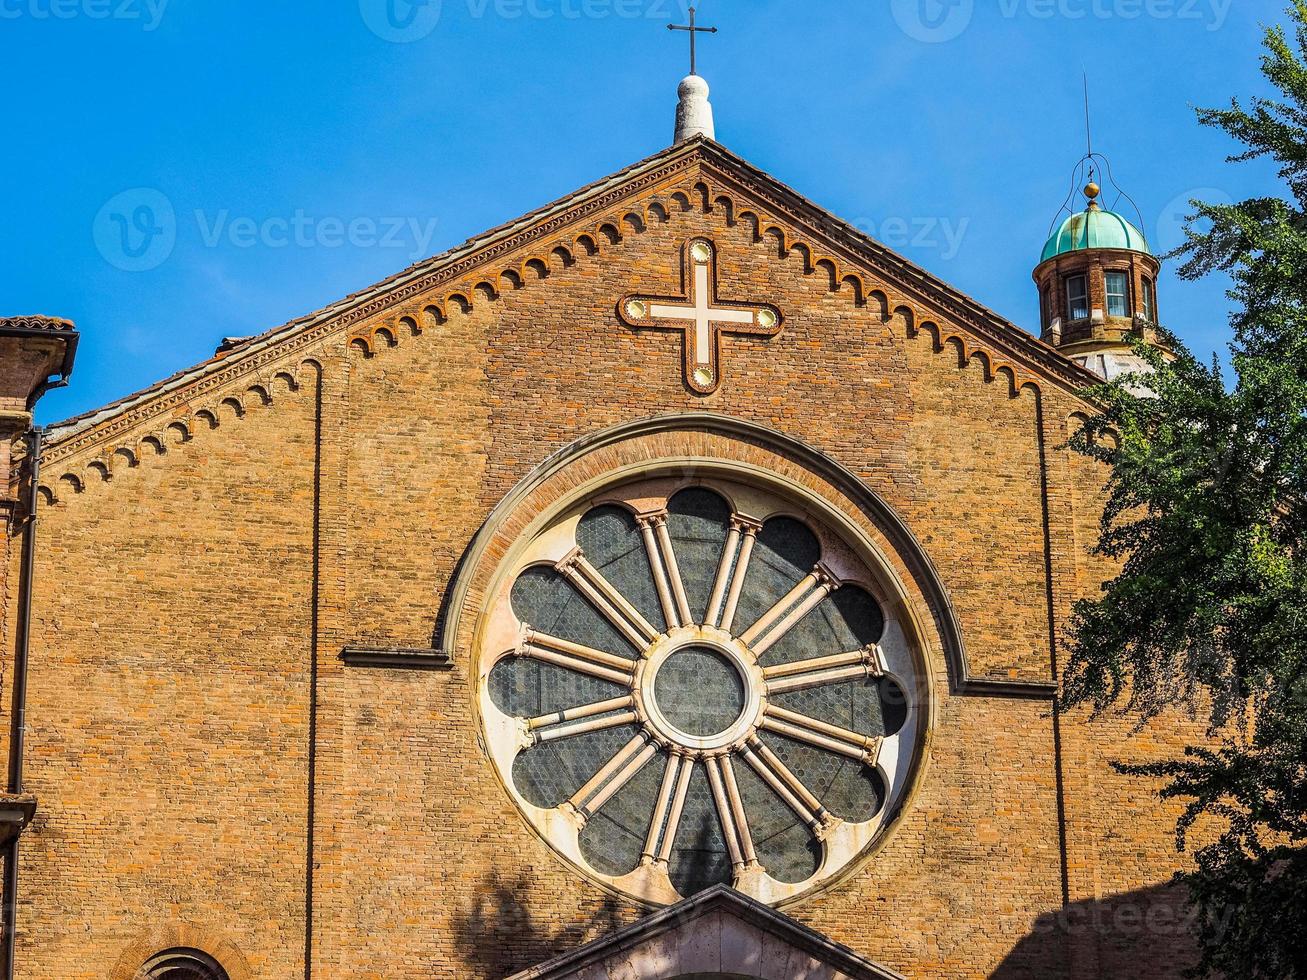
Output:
[{"xmin": 1041, "ymin": 206, "xmax": 1151, "ymax": 263}]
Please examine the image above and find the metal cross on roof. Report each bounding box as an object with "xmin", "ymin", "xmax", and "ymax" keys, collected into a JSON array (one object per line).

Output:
[{"xmin": 667, "ymin": 5, "xmax": 717, "ymax": 77}]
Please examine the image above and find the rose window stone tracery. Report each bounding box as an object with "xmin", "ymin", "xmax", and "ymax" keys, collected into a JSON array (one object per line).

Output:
[{"xmin": 476, "ymin": 476, "xmax": 923, "ymax": 907}]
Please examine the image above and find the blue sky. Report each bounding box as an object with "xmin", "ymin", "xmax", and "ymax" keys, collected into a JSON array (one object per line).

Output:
[{"xmin": 3, "ymin": 0, "xmax": 1285, "ymax": 423}]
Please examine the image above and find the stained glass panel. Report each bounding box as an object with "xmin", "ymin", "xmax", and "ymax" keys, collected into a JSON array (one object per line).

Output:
[
  {"xmin": 734, "ymin": 760, "xmax": 820, "ymax": 883},
  {"xmin": 579, "ymin": 750, "xmax": 667, "ymax": 876},
  {"xmin": 758, "ymin": 585, "xmax": 884, "ymax": 669},
  {"xmin": 489, "ymin": 657, "xmax": 624, "ymax": 719},
  {"xmin": 734, "ymin": 517, "xmax": 820, "ymax": 635},
  {"xmin": 512, "ymin": 725, "xmax": 641, "ymax": 810},
  {"xmin": 758, "ymin": 730, "xmax": 881, "ymax": 824},
  {"xmin": 654, "ymin": 647, "xmax": 745, "ymax": 736},
  {"xmin": 667, "ymin": 763, "xmax": 732, "ymax": 896},
  {"xmin": 510, "ymin": 565, "xmax": 637, "ymax": 658},
  {"xmin": 666, "ymin": 488, "xmax": 731, "ymax": 624},
  {"xmin": 577, "ymin": 505, "xmax": 665, "ymax": 633}
]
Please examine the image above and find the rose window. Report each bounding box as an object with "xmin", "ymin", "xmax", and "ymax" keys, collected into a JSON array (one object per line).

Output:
[{"xmin": 477, "ymin": 477, "xmax": 922, "ymax": 907}]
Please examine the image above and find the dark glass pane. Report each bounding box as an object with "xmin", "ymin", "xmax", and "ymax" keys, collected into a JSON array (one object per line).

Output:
[
  {"xmin": 512, "ymin": 725, "xmax": 640, "ymax": 809},
  {"xmin": 488, "ymin": 657, "xmax": 624, "ymax": 719},
  {"xmin": 1106, "ymin": 271, "xmax": 1129, "ymax": 318},
  {"xmin": 758, "ymin": 731, "xmax": 842, "ymax": 807},
  {"xmin": 771, "ymin": 678, "xmax": 887, "ymax": 739},
  {"xmin": 758, "ymin": 730, "xmax": 881, "ymax": 825},
  {"xmin": 1067, "ymin": 275, "xmax": 1089, "ymax": 320},
  {"xmin": 654, "ymin": 647, "xmax": 746, "ymax": 736},
  {"xmin": 511, "ymin": 566, "xmax": 637, "ymax": 658},
  {"xmin": 668, "ymin": 764, "xmax": 731, "ymax": 896},
  {"xmin": 734, "ymin": 760, "xmax": 820, "ymax": 884},
  {"xmin": 758, "ymin": 586, "xmax": 885, "ymax": 669},
  {"xmin": 666, "ymin": 488, "xmax": 731, "ymax": 624},
  {"xmin": 579, "ymin": 751, "xmax": 667, "ymax": 876},
  {"xmin": 734, "ymin": 518, "xmax": 820, "ymax": 637},
  {"xmin": 880, "ymin": 676, "xmax": 909, "ymax": 737},
  {"xmin": 577, "ymin": 505, "xmax": 665, "ymax": 633},
  {"xmin": 823, "ymin": 763, "xmax": 886, "ymax": 824}
]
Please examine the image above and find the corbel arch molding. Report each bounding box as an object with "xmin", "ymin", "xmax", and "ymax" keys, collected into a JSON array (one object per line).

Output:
[{"xmin": 108, "ymin": 922, "xmax": 252, "ymax": 980}]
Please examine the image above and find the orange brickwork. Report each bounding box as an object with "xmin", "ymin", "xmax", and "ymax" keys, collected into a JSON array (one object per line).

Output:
[{"xmin": 0, "ymin": 140, "xmax": 1204, "ymax": 978}]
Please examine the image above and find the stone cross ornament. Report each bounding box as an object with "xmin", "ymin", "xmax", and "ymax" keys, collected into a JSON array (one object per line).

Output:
[{"xmin": 619, "ymin": 238, "xmax": 784, "ymax": 395}]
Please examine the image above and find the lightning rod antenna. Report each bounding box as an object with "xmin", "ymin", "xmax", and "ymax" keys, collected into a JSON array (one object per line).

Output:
[{"xmin": 1083, "ymin": 72, "xmax": 1094, "ymax": 160}]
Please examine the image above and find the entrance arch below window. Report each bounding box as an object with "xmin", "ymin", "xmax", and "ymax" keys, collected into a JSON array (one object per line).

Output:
[
  {"xmin": 505, "ymin": 883, "xmax": 905, "ymax": 979},
  {"xmin": 140, "ymin": 948, "xmax": 228, "ymax": 980}
]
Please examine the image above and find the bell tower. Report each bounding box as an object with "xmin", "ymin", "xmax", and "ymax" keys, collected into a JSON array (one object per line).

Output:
[{"xmin": 1033, "ymin": 160, "xmax": 1166, "ymax": 380}]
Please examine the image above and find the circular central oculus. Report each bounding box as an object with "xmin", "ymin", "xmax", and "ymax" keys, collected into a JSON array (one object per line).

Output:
[{"xmin": 652, "ymin": 645, "xmax": 747, "ymax": 738}]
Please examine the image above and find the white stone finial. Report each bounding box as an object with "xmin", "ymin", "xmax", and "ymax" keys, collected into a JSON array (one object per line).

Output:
[{"xmin": 675, "ymin": 74, "xmax": 715, "ymax": 144}]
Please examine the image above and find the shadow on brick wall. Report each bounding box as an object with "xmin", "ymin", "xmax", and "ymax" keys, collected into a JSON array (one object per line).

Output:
[
  {"xmin": 991, "ymin": 880, "xmax": 1199, "ymax": 979},
  {"xmin": 452, "ymin": 870, "xmax": 631, "ymax": 977}
]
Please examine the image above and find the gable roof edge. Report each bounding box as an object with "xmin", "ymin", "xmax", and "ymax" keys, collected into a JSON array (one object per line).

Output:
[
  {"xmin": 691, "ymin": 140, "xmax": 1103, "ymax": 399},
  {"xmin": 43, "ymin": 139, "xmax": 707, "ymax": 452},
  {"xmin": 507, "ymin": 884, "xmax": 906, "ymax": 980},
  {"xmin": 45, "ymin": 137, "xmax": 1099, "ymax": 460}
]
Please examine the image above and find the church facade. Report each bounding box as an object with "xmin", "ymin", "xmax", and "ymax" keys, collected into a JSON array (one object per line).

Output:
[{"xmin": 0, "ymin": 91, "xmax": 1201, "ymax": 978}]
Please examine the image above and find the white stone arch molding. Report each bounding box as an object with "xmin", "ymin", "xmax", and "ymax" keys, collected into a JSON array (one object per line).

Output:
[
  {"xmin": 439, "ymin": 414, "xmax": 964, "ymax": 911},
  {"xmin": 437, "ymin": 413, "xmax": 974, "ymax": 694}
]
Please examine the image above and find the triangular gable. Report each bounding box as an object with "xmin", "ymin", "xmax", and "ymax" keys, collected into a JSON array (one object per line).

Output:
[
  {"xmin": 44, "ymin": 140, "xmax": 697, "ymax": 446},
  {"xmin": 44, "ymin": 136, "xmax": 1100, "ymax": 465},
  {"xmin": 508, "ymin": 884, "xmax": 904, "ymax": 980}
]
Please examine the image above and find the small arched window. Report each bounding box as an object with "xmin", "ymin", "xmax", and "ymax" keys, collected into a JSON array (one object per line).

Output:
[
  {"xmin": 1141, "ymin": 275, "xmax": 1157, "ymax": 323},
  {"xmin": 1065, "ymin": 274, "xmax": 1089, "ymax": 321},
  {"xmin": 141, "ymin": 948, "xmax": 229, "ymax": 980},
  {"xmin": 1105, "ymin": 271, "xmax": 1130, "ymax": 318}
]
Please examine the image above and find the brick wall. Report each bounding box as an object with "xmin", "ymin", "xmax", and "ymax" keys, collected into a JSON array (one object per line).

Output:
[{"xmin": 3, "ymin": 154, "xmax": 1202, "ymax": 979}]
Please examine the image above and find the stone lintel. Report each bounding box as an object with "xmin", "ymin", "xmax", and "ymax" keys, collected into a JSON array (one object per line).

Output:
[
  {"xmin": 960, "ymin": 676, "xmax": 1057, "ymax": 699},
  {"xmin": 338, "ymin": 646, "xmax": 453, "ymax": 670},
  {"xmin": 0, "ymin": 794, "xmax": 37, "ymax": 844}
]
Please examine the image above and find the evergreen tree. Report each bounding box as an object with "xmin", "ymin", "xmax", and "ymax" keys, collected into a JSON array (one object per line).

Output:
[{"xmin": 1063, "ymin": 4, "xmax": 1307, "ymax": 976}]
